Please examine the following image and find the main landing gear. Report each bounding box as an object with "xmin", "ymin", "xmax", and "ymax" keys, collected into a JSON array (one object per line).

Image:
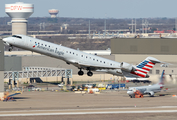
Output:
[
  {"xmin": 78, "ymin": 69, "xmax": 84, "ymax": 76},
  {"xmin": 78, "ymin": 69, "xmax": 93, "ymax": 77},
  {"xmin": 87, "ymin": 71, "xmax": 93, "ymax": 76}
]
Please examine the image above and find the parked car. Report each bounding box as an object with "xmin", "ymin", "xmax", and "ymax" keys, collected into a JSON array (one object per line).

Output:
[
  {"xmin": 26, "ymin": 85, "xmax": 41, "ymax": 91},
  {"xmin": 26, "ymin": 85, "xmax": 35, "ymax": 89}
]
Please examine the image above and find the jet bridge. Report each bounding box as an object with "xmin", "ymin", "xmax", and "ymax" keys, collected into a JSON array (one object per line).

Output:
[{"xmin": 4, "ymin": 66, "xmax": 72, "ymax": 84}]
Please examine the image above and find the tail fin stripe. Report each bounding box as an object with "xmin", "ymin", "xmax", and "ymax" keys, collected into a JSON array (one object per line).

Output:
[
  {"xmin": 145, "ymin": 64, "xmax": 153, "ymax": 68},
  {"xmin": 137, "ymin": 69, "xmax": 147, "ymax": 74},
  {"xmin": 142, "ymin": 67, "xmax": 150, "ymax": 71},
  {"xmin": 147, "ymin": 63, "xmax": 154, "ymax": 66},
  {"xmin": 136, "ymin": 68, "xmax": 149, "ymax": 72},
  {"xmin": 131, "ymin": 71, "xmax": 146, "ymax": 77},
  {"xmin": 136, "ymin": 60, "xmax": 149, "ymax": 68},
  {"xmin": 148, "ymin": 62, "xmax": 155, "ymax": 65},
  {"xmin": 143, "ymin": 66, "xmax": 152, "ymax": 69}
]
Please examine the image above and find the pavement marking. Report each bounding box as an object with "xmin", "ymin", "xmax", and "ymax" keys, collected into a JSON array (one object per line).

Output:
[
  {"xmin": 0, "ymin": 106, "xmax": 177, "ymax": 113},
  {"xmin": 1, "ymin": 110, "xmax": 177, "ymax": 116}
]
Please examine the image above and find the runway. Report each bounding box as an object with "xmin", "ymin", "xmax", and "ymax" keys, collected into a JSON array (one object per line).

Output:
[
  {"xmin": 1, "ymin": 106, "xmax": 177, "ymax": 116},
  {"xmin": 1, "ymin": 89, "xmax": 177, "ymax": 119}
]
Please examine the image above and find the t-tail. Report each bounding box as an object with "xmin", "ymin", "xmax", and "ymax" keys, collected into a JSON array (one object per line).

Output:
[{"xmin": 131, "ymin": 57, "xmax": 161, "ymax": 78}]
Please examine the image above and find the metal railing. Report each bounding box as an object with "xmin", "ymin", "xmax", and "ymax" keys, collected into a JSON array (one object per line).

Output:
[{"xmin": 4, "ymin": 66, "xmax": 72, "ymax": 80}]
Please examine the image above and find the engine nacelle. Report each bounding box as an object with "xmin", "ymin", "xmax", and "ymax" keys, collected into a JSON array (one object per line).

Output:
[
  {"xmin": 120, "ymin": 62, "xmax": 136, "ymax": 72},
  {"xmin": 148, "ymin": 91, "xmax": 154, "ymax": 96}
]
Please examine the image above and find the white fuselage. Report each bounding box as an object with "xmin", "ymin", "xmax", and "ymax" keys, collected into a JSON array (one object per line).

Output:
[
  {"xmin": 127, "ymin": 84, "xmax": 163, "ymax": 96},
  {"xmin": 3, "ymin": 35, "xmax": 124, "ymax": 76}
]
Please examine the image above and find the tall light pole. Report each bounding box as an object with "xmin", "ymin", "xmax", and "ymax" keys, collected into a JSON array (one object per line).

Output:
[
  {"xmin": 104, "ymin": 19, "xmax": 106, "ymax": 37},
  {"xmin": 135, "ymin": 18, "xmax": 136, "ymax": 34},
  {"xmin": 132, "ymin": 19, "xmax": 134, "ymax": 34},
  {"xmin": 142, "ymin": 19, "xmax": 144, "ymax": 33},
  {"xmin": 175, "ymin": 18, "xmax": 177, "ymax": 33},
  {"xmin": 89, "ymin": 20, "xmax": 90, "ymax": 38}
]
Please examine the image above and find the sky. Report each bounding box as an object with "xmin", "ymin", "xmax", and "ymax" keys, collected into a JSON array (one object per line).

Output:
[{"xmin": 1, "ymin": 0, "xmax": 177, "ymax": 19}]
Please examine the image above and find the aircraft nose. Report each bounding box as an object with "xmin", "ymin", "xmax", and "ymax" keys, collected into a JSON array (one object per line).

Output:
[
  {"xmin": 2, "ymin": 38, "xmax": 8, "ymax": 42},
  {"xmin": 127, "ymin": 90, "xmax": 134, "ymax": 95}
]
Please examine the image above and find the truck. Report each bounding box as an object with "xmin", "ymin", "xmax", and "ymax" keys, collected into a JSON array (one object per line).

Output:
[
  {"xmin": 131, "ymin": 79, "xmax": 151, "ymax": 83},
  {"xmin": 126, "ymin": 77, "xmax": 151, "ymax": 83},
  {"xmin": 106, "ymin": 84, "xmax": 125, "ymax": 89}
]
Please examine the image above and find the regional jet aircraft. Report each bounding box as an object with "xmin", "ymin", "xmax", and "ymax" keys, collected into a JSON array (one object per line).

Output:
[
  {"xmin": 127, "ymin": 70, "xmax": 165, "ymax": 98},
  {"xmin": 2, "ymin": 35, "xmax": 163, "ymax": 78}
]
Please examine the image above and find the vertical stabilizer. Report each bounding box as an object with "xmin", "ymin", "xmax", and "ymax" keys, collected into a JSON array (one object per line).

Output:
[
  {"xmin": 134, "ymin": 57, "xmax": 161, "ymax": 77},
  {"xmin": 157, "ymin": 70, "xmax": 165, "ymax": 85}
]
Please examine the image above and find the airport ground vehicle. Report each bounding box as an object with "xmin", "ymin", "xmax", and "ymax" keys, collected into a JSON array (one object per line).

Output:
[
  {"xmin": 106, "ymin": 84, "xmax": 126, "ymax": 89},
  {"xmin": 26, "ymin": 85, "xmax": 41, "ymax": 91},
  {"xmin": 131, "ymin": 79, "xmax": 151, "ymax": 83}
]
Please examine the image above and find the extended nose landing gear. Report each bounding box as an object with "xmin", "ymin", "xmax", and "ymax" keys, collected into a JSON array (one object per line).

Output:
[
  {"xmin": 8, "ymin": 45, "xmax": 13, "ymax": 52},
  {"xmin": 78, "ymin": 69, "xmax": 84, "ymax": 76}
]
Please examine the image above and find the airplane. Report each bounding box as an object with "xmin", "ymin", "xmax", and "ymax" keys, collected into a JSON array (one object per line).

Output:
[
  {"xmin": 127, "ymin": 70, "xmax": 165, "ymax": 98},
  {"xmin": 2, "ymin": 34, "xmax": 163, "ymax": 78}
]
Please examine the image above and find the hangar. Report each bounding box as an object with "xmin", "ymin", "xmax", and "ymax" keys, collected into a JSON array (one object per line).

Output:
[{"xmin": 111, "ymin": 38, "xmax": 177, "ymax": 83}]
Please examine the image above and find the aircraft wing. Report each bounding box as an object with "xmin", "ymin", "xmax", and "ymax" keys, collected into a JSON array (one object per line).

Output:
[{"xmin": 8, "ymin": 93, "xmax": 21, "ymax": 97}]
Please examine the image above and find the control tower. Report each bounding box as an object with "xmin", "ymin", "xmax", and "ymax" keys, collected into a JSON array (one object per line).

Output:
[
  {"xmin": 5, "ymin": 2, "xmax": 34, "ymax": 35},
  {"xmin": 49, "ymin": 9, "xmax": 59, "ymax": 18}
]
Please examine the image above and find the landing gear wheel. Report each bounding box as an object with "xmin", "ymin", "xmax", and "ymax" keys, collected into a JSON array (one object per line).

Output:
[
  {"xmin": 78, "ymin": 70, "xmax": 84, "ymax": 76},
  {"xmin": 130, "ymin": 95, "xmax": 135, "ymax": 98},
  {"xmin": 87, "ymin": 71, "xmax": 93, "ymax": 76},
  {"xmin": 8, "ymin": 46, "xmax": 13, "ymax": 52}
]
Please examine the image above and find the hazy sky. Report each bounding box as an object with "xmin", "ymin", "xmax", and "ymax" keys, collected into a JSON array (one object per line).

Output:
[{"xmin": 1, "ymin": 0, "xmax": 177, "ymax": 18}]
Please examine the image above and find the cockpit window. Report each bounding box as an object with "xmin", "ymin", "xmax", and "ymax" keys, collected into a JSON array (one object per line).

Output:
[{"xmin": 12, "ymin": 35, "xmax": 22, "ymax": 39}]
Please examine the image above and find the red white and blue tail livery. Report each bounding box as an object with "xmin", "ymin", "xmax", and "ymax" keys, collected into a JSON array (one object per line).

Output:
[{"xmin": 122, "ymin": 57, "xmax": 161, "ymax": 78}]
